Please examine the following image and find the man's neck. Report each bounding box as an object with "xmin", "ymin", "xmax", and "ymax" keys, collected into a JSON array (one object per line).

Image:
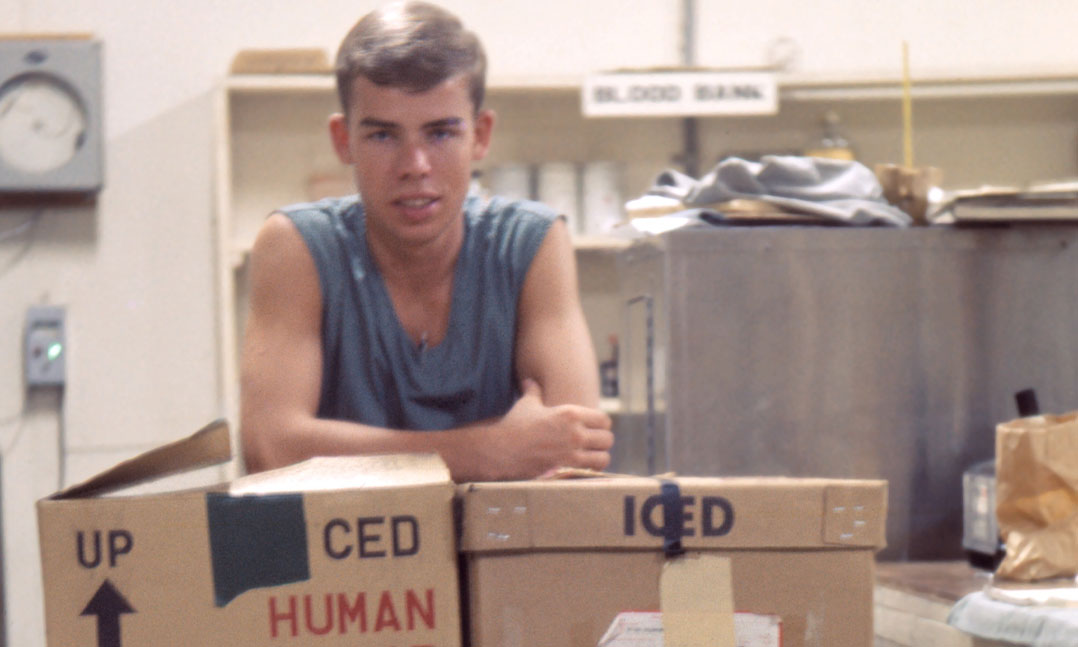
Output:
[{"xmin": 366, "ymin": 218, "xmax": 463, "ymax": 292}]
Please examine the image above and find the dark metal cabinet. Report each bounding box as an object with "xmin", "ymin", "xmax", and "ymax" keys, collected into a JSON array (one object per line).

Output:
[{"xmin": 615, "ymin": 225, "xmax": 1078, "ymax": 560}]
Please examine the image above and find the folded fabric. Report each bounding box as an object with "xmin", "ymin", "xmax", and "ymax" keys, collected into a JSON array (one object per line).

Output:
[
  {"xmin": 948, "ymin": 591, "xmax": 1078, "ymax": 646},
  {"xmin": 649, "ymin": 155, "xmax": 912, "ymax": 227}
]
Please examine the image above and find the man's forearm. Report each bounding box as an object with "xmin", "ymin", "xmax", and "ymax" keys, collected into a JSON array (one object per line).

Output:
[
  {"xmin": 242, "ymin": 386, "xmax": 612, "ymax": 482},
  {"xmin": 242, "ymin": 413, "xmax": 504, "ymax": 481}
]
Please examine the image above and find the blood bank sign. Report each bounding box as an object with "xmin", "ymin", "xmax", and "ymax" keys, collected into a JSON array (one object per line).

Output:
[{"xmin": 582, "ymin": 71, "xmax": 778, "ymax": 117}]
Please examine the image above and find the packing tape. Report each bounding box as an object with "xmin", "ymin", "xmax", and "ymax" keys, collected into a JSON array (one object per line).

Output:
[
  {"xmin": 659, "ymin": 479, "xmax": 686, "ymax": 557},
  {"xmin": 660, "ymin": 553, "xmax": 736, "ymax": 647},
  {"xmin": 656, "ymin": 479, "xmax": 735, "ymax": 646},
  {"xmin": 206, "ymin": 492, "xmax": 310, "ymax": 606}
]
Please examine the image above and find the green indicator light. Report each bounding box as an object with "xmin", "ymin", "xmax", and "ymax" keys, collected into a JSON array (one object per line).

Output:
[{"xmin": 46, "ymin": 342, "xmax": 63, "ymax": 361}]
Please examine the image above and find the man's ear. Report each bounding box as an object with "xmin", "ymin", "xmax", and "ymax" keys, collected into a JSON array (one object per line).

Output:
[
  {"xmin": 329, "ymin": 113, "xmax": 353, "ymax": 164},
  {"xmin": 472, "ymin": 109, "xmax": 495, "ymax": 161}
]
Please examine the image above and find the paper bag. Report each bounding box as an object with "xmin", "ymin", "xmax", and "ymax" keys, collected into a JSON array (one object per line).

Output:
[{"xmin": 995, "ymin": 411, "xmax": 1078, "ymax": 581}]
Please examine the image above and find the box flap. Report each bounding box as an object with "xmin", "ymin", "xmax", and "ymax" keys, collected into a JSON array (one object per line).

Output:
[
  {"xmin": 53, "ymin": 418, "xmax": 231, "ymax": 499},
  {"xmin": 228, "ymin": 452, "xmax": 451, "ymax": 495},
  {"xmin": 459, "ymin": 476, "xmax": 887, "ymax": 552}
]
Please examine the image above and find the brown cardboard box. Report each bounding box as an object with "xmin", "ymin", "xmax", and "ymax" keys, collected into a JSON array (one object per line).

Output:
[
  {"xmin": 37, "ymin": 420, "xmax": 461, "ymax": 647},
  {"xmin": 458, "ymin": 475, "xmax": 887, "ymax": 647}
]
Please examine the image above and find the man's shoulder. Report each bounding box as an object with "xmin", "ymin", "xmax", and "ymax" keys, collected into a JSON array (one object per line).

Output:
[
  {"xmin": 272, "ymin": 195, "xmax": 364, "ymax": 280},
  {"xmin": 469, "ymin": 195, "xmax": 558, "ymax": 237},
  {"xmin": 479, "ymin": 195, "xmax": 558, "ymax": 219},
  {"xmin": 278, "ymin": 194, "xmax": 362, "ymax": 226},
  {"xmin": 463, "ymin": 195, "xmax": 559, "ymax": 286}
]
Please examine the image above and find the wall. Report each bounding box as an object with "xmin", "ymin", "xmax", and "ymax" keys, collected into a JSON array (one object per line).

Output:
[
  {"xmin": 2, "ymin": 1, "xmax": 1078, "ymax": 646},
  {"xmin": 696, "ymin": 0, "xmax": 1078, "ymax": 81}
]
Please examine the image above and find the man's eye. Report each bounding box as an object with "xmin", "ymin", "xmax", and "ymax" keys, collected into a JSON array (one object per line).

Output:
[
  {"xmin": 429, "ymin": 128, "xmax": 457, "ymax": 141},
  {"xmin": 365, "ymin": 130, "xmax": 392, "ymax": 142}
]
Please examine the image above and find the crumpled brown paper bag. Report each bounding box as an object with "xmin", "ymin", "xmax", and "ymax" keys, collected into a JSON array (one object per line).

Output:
[{"xmin": 995, "ymin": 411, "xmax": 1078, "ymax": 581}]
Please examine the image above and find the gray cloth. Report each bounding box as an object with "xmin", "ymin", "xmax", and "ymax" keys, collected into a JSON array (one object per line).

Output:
[
  {"xmin": 281, "ymin": 193, "xmax": 555, "ymax": 431},
  {"xmin": 948, "ymin": 591, "xmax": 1078, "ymax": 646},
  {"xmin": 649, "ymin": 155, "xmax": 912, "ymax": 227}
]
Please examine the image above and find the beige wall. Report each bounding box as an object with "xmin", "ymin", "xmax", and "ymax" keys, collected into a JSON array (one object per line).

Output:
[{"xmin": 2, "ymin": 1, "xmax": 1078, "ymax": 645}]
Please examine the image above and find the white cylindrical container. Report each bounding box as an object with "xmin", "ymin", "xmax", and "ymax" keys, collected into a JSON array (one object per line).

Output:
[
  {"xmin": 536, "ymin": 161, "xmax": 580, "ymax": 235},
  {"xmin": 581, "ymin": 161, "xmax": 624, "ymax": 236},
  {"xmin": 486, "ymin": 163, "xmax": 533, "ymax": 202}
]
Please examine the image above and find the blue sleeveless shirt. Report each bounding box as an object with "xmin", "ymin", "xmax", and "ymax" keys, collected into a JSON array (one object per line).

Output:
[{"xmin": 281, "ymin": 193, "xmax": 556, "ymax": 431}]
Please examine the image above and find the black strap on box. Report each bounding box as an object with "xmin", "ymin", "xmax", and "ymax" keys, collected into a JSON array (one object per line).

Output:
[{"xmin": 660, "ymin": 479, "xmax": 686, "ymax": 557}]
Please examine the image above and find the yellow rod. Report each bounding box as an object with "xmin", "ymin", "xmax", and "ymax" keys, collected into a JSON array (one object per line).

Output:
[{"xmin": 902, "ymin": 41, "xmax": 914, "ymax": 168}]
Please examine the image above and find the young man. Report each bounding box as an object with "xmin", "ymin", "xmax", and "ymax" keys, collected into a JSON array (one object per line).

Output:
[{"xmin": 239, "ymin": 1, "xmax": 613, "ymax": 481}]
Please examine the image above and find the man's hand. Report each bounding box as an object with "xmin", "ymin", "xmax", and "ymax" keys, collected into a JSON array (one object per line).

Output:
[{"xmin": 480, "ymin": 379, "xmax": 613, "ymax": 480}]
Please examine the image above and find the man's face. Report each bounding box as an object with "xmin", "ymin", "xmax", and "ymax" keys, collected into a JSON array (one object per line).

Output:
[{"xmin": 331, "ymin": 75, "xmax": 493, "ymax": 248}]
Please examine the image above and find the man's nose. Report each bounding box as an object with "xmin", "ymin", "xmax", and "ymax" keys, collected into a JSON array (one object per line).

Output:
[{"xmin": 398, "ymin": 141, "xmax": 432, "ymax": 177}]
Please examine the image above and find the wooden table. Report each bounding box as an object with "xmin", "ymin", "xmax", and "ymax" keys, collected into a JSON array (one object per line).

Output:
[{"xmin": 874, "ymin": 561, "xmax": 1016, "ymax": 647}]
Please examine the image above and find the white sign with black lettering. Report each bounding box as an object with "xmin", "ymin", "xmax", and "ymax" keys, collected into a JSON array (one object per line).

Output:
[{"xmin": 583, "ymin": 72, "xmax": 777, "ymax": 117}]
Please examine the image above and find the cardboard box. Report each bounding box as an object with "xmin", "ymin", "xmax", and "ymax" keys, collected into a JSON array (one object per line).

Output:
[
  {"xmin": 37, "ymin": 420, "xmax": 462, "ymax": 647},
  {"xmin": 458, "ymin": 475, "xmax": 887, "ymax": 647}
]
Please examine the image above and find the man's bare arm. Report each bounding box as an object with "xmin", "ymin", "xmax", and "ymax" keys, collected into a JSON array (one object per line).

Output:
[
  {"xmin": 239, "ymin": 214, "xmax": 610, "ymax": 480},
  {"xmin": 515, "ymin": 217, "xmax": 603, "ymax": 405},
  {"xmin": 512, "ymin": 217, "xmax": 613, "ymax": 468}
]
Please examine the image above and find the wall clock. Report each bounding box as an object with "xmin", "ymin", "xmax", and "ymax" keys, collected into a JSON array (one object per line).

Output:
[{"xmin": 0, "ymin": 37, "xmax": 103, "ymax": 195}]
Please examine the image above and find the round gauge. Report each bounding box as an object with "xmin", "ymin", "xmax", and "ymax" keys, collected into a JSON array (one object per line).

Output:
[{"xmin": 0, "ymin": 73, "xmax": 88, "ymax": 174}]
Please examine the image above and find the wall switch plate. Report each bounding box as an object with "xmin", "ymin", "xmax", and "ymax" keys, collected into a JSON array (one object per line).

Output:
[{"xmin": 25, "ymin": 305, "xmax": 65, "ymax": 387}]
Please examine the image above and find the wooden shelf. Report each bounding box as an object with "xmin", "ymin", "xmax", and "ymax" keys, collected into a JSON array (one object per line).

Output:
[
  {"xmin": 572, "ymin": 235, "xmax": 631, "ymax": 252},
  {"xmin": 225, "ymin": 71, "xmax": 1078, "ymax": 103},
  {"xmin": 230, "ymin": 234, "xmax": 628, "ymax": 270},
  {"xmin": 782, "ymin": 73, "xmax": 1078, "ymax": 102},
  {"xmin": 225, "ymin": 73, "xmax": 584, "ymax": 96},
  {"xmin": 599, "ymin": 397, "xmax": 622, "ymax": 415}
]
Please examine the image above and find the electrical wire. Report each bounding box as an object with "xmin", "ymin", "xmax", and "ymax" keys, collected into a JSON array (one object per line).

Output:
[
  {"xmin": 0, "ymin": 402, "xmax": 29, "ymax": 456},
  {"xmin": 0, "ymin": 387, "xmax": 65, "ymax": 490},
  {"xmin": 0, "ymin": 210, "xmax": 40, "ymax": 242},
  {"xmin": 0, "ymin": 210, "xmax": 42, "ymax": 278},
  {"xmin": 0, "ymin": 408, "xmax": 23, "ymax": 427},
  {"xmin": 0, "ymin": 409, "xmax": 22, "ymax": 429},
  {"xmin": 57, "ymin": 388, "xmax": 66, "ymax": 490},
  {"xmin": 0, "ymin": 210, "xmax": 45, "ymax": 455}
]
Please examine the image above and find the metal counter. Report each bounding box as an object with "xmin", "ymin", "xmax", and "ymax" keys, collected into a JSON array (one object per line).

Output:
[{"xmin": 614, "ymin": 225, "xmax": 1078, "ymax": 560}]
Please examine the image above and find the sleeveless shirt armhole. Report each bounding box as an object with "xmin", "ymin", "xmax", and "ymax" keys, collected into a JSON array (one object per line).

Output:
[
  {"xmin": 279, "ymin": 208, "xmax": 332, "ymax": 306},
  {"xmin": 278, "ymin": 198, "xmax": 359, "ymax": 310},
  {"xmin": 492, "ymin": 199, "xmax": 558, "ymax": 294}
]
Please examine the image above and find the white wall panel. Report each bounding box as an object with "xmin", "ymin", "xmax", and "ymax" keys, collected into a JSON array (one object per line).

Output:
[{"xmin": 697, "ymin": 0, "xmax": 1078, "ymax": 79}]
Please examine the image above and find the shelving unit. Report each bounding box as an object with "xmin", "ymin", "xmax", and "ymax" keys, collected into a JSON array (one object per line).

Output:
[{"xmin": 214, "ymin": 70, "xmax": 1078, "ymax": 430}]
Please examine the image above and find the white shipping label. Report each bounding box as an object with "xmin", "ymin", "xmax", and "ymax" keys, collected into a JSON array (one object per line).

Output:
[{"xmin": 597, "ymin": 611, "xmax": 782, "ymax": 647}]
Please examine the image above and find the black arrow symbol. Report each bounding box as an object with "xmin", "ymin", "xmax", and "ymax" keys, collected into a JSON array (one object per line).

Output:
[{"xmin": 80, "ymin": 579, "xmax": 135, "ymax": 647}]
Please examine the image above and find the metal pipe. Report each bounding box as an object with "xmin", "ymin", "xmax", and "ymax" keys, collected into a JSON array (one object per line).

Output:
[
  {"xmin": 681, "ymin": 0, "xmax": 696, "ymax": 67},
  {"xmin": 680, "ymin": 119, "xmax": 701, "ymax": 180},
  {"xmin": 680, "ymin": 0, "xmax": 701, "ymax": 177}
]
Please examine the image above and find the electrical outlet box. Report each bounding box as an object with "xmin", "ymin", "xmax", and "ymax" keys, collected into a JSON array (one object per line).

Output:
[{"xmin": 25, "ymin": 305, "xmax": 65, "ymax": 387}]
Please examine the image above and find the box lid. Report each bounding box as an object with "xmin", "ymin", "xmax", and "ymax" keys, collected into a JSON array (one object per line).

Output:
[
  {"xmin": 48, "ymin": 419, "xmax": 452, "ymax": 500},
  {"xmin": 228, "ymin": 452, "xmax": 451, "ymax": 495},
  {"xmin": 52, "ymin": 418, "xmax": 232, "ymax": 499},
  {"xmin": 458, "ymin": 475, "xmax": 887, "ymax": 553}
]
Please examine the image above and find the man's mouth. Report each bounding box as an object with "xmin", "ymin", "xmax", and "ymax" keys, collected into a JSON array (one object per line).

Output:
[{"xmin": 396, "ymin": 196, "xmax": 438, "ymax": 208}]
